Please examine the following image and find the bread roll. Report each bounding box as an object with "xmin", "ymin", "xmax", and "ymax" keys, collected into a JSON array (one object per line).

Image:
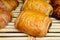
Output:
[
  {"xmin": 0, "ymin": 0, "xmax": 19, "ymax": 11},
  {"xmin": 15, "ymin": 10, "xmax": 52, "ymax": 37},
  {"xmin": 21, "ymin": 0, "xmax": 53, "ymax": 16},
  {"xmin": 0, "ymin": 8, "xmax": 12, "ymax": 29}
]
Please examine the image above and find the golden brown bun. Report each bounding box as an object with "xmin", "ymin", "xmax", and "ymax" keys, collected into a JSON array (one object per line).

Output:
[
  {"xmin": 0, "ymin": 8, "xmax": 12, "ymax": 29},
  {"xmin": 15, "ymin": 10, "xmax": 52, "ymax": 37},
  {"xmin": 0, "ymin": 0, "xmax": 19, "ymax": 11},
  {"xmin": 21, "ymin": 0, "xmax": 53, "ymax": 16}
]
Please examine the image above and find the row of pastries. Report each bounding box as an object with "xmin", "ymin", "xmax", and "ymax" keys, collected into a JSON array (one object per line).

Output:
[{"xmin": 0, "ymin": 0, "xmax": 60, "ymax": 37}]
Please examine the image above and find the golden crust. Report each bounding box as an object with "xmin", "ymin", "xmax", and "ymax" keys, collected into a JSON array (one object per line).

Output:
[
  {"xmin": 51, "ymin": 0, "xmax": 60, "ymax": 7},
  {"xmin": 23, "ymin": 0, "xmax": 50, "ymax": 3},
  {"xmin": 21, "ymin": 0, "xmax": 53, "ymax": 16},
  {"xmin": 15, "ymin": 10, "xmax": 52, "ymax": 37}
]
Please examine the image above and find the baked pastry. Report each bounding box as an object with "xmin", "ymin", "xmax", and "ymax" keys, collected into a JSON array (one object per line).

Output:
[
  {"xmin": 0, "ymin": 8, "xmax": 12, "ymax": 29},
  {"xmin": 0, "ymin": 0, "xmax": 19, "ymax": 11},
  {"xmin": 45, "ymin": 0, "xmax": 50, "ymax": 3},
  {"xmin": 50, "ymin": 0, "xmax": 60, "ymax": 7},
  {"xmin": 0, "ymin": 0, "xmax": 18, "ymax": 29},
  {"xmin": 52, "ymin": 6, "xmax": 60, "ymax": 19},
  {"xmin": 51, "ymin": 0, "xmax": 60, "ymax": 19},
  {"xmin": 22, "ymin": 0, "xmax": 50, "ymax": 3},
  {"xmin": 15, "ymin": 10, "xmax": 52, "ymax": 37},
  {"xmin": 21, "ymin": 0, "xmax": 53, "ymax": 16}
]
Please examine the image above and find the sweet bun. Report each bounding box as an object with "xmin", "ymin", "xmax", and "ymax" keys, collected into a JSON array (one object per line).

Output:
[
  {"xmin": 21, "ymin": 0, "xmax": 53, "ymax": 16},
  {"xmin": 15, "ymin": 10, "xmax": 52, "ymax": 37}
]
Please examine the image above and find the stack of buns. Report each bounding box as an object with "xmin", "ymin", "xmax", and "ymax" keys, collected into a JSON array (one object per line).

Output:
[{"xmin": 15, "ymin": 0, "xmax": 53, "ymax": 37}]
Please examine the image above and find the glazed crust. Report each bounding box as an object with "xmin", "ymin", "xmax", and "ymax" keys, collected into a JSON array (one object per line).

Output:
[
  {"xmin": 23, "ymin": 0, "xmax": 50, "ymax": 3},
  {"xmin": 15, "ymin": 10, "xmax": 52, "ymax": 37},
  {"xmin": 21, "ymin": 0, "xmax": 53, "ymax": 16}
]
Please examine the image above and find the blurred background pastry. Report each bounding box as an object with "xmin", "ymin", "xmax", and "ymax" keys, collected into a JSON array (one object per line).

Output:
[
  {"xmin": 21, "ymin": 0, "xmax": 53, "ymax": 16},
  {"xmin": 0, "ymin": 0, "xmax": 19, "ymax": 11},
  {"xmin": 0, "ymin": 0, "xmax": 19, "ymax": 29},
  {"xmin": 0, "ymin": 8, "xmax": 12, "ymax": 29},
  {"xmin": 45, "ymin": 0, "xmax": 50, "ymax": 3},
  {"xmin": 51, "ymin": 0, "xmax": 60, "ymax": 19}
]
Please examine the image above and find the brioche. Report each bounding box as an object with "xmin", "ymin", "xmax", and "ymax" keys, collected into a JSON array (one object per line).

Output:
[{"xmin": 23, "ymin": 0, "xmax": 50, "ymax": 3}]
